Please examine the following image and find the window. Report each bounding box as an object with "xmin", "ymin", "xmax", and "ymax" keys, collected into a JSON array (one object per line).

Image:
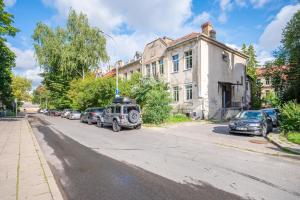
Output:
[
  {"xmin": 265, "ymin": 78, "xmax": 270, "ymax": 85},
  {"xmin": 152, "ymin": 62, "xmax": 156, "ymax": 76},
  {"xmin": 173, "ymin": 86, "xmax": 179, "ymax": 102},
  {"xmin": 172, "ymin": 54, "xmax": 179, "ymax": 72},
  {"xmin": 185, "ymin": 50, "xmax": 192, "ymax": 70},
  {"xmin": 137, "ymin": 68, "xmax": 141, "ymax": 73},
  {"xmin": 115, "ymin": 106, "xmax": 121, "ymax": 113},
  {"xmin": 256, "ymin": 79, "xmax": 261, "ymax": 84},
  {"xmin": 222, "ymin": 51, "xmax": 229, "ymax": 62},
  {"xmin": 146, "ymin": 64, "xmax": 150, "ymax": 77},
  {"xmin": 185, "ymin": 84, "xmax": 192, "ymax": 100},
  {"xmin": 159, "ymin": 60, "xmax": 164, "ymax": 74}
]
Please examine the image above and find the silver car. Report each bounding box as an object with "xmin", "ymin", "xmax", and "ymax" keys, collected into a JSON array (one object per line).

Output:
[{"xmin": 67, "ymin": 110, "xmax": 81, "ymax": 120}]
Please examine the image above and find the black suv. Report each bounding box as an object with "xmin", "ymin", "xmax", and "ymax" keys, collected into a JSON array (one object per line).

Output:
[
  {"xmin": 97, "ymin": 97, "xmax": 142, "ymax": 132},
  {"xmin": 80, "ymin": 107, "xmax": 104, "ymax": 124}
]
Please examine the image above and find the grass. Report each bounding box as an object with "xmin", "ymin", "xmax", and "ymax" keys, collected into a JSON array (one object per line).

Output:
[
  {"xmin": 165, "ymin": 114, "xmax": 192, "ymax": 123},
  {"xmin": 143, "ymin": 114, "xmax": 192, "ymax": 127},
  {"xmin": 286, "ymin": 132, "xmax": 300, "ymax": 145}
]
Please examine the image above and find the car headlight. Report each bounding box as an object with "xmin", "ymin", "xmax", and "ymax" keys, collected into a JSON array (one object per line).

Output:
[{"xmin": 248, "ymin": 123, "xmax": 261, "ymax": 127}]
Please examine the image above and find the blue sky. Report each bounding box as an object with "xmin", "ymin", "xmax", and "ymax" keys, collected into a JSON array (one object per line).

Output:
[{"xmin": 4, "ymin": 0, "xmax": 300, "ymax": 88}]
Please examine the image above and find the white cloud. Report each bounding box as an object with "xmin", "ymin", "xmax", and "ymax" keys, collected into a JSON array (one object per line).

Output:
[
  {"xmin": 225, "ymin": 43, "xmax": 241, "ymax": 50},
  {"xmin": 250, "ymin": 0, "xmax": 270, "ymax": 8},
  {"xmin": 6, "ymin": 43, "xmax": 42, "ymax": 88},
  {"xmin": 259, "ymin": 4, "xmax": 300, "ymax": 51},
  {"xmin": 256, "ymin": 50, "xmax": 274, "ymax": 64},
  {"xmin": 42, "ymin": 0, "xmax": 197, "ymax": 64},
  {"xmin": 218, "ymin": 0, "xmax": 233, "ymax": 23},
  {"xmin": 4, "ymin": 0, "xmax": 16, "ymax": 7},
  {"xmin": 235, "ymin": 0, "xmax": 247, "ymax": 7},
  {"xmin": 191, "ymin": 12, "xmax": 210, "ymax": 26}
]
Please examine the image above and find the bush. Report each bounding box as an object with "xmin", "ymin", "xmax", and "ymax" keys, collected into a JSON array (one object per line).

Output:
[{"xmin": 279, "ymin": 101, "xmax": 300, "ymax": 133}]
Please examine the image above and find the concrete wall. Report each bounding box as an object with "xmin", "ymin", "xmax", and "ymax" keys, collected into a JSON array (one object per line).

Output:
[
  {"xmin": 203, "ymin": 40, "xmax": 247, "ymax": 119},
  {"xmin": 119, "ymin": 60, "xmax": 142, "ymax": 79}
]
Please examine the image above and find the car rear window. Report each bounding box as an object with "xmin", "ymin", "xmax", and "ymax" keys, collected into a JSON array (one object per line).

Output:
[
  {"xmin": 95, "ymin": 108, "xmax": 104, "ymax": 112},
  {"xmin": 123, "ymin": 106, "xmax": 140, "ymax": 114}
]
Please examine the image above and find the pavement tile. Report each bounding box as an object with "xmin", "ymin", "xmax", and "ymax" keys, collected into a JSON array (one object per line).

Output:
[{"xmin": 0, "ymin": 118, "xmax": 64, "ymax": 200}]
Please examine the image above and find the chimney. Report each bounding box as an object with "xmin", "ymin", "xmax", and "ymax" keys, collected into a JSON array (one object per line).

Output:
[{"xmin": 201, "ymin": 22, "xmax": 216, "ymax": 39}]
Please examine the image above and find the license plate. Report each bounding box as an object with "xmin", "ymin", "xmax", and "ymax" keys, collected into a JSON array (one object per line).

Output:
[{"xmin": 236, "ymin": 127, "xmax": 247, "ymax": 131}]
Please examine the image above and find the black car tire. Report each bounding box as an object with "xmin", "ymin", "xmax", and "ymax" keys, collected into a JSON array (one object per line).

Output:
[
  {"xmin": 112, "ymin": 120, "xmax": 121, "ymax": 132},
  {"xmin": 128, "ymin": 110, "xmax": 140, "ymax": 124},
  {"xmin": 97, "ymin": 119, "xmax": 103, "ymax": 127},
  {"xmin": 135, "ymin": 124, "xmax": 141, "ymax": 129}
]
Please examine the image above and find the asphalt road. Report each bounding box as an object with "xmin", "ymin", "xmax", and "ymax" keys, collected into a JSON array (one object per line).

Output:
[{"xmin": 28, "ymin": 114, "xmax": 300, "ymax": 200}]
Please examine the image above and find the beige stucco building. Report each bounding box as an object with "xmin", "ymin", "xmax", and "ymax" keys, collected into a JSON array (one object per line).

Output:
[{"xmin": 118, "ymin": 22, "xmax": 249, "ymax": 119}]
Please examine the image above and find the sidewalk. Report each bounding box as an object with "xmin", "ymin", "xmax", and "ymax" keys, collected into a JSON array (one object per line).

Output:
[
  {"xmin": 0, "ymin": 118, "xmax": 63, "ymax": 200},
  {"xmin": 267, "ymin": 132, "xmax": 300, "ymax": 155}
]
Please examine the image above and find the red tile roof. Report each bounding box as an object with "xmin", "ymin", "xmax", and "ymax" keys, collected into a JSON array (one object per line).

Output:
[
  {"xmin": 168, "ymin": 32, "xmax": 200, "ymax": 47},
  {"xmin": 103, "ymin": 68, "xmax": 116, "ymax": 78}
]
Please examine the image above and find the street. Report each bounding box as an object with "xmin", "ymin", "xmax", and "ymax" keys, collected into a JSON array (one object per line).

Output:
[{"xmin": 28, "ymin": 114, "xmax": 300, "ymax": 200}]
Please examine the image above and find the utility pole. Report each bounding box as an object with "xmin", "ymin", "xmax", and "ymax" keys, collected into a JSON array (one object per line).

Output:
[
  {"xmin": 46, "ymin": 96, "xmax": 48, "ymax": 110},
  {"xmin": 116, "ymin": 63, "xmax": 119, "ymax": 97}
]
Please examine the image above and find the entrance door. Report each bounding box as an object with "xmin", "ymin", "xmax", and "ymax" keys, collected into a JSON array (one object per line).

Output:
[{"xmin": 222, "ymin": 84, "xmax": 232, "ymax": 108}]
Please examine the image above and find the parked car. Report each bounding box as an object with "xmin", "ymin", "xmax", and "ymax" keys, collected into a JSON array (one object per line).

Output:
[
  {"xmin": 228, "ymin": 110, "xmax": 273, "ymax": 136},
  {"xmin": 53, "ymin": 110, "xmax": 62, "ymax": 116},
  {"xmin": 67, "ymin": 110, "xmax": 81, "ymax": 120},
  {"xmin": 261, "ymin": 108, "xmax": 280, "ymax": 127},
  {"xmin": 80, "ymin": 107, "xmax": 104, "ymax": 125},
  {"xmin": 97, "ymin": 97, "xmax": 142, "ymax": 132},
  {"xmin": 61, "ymin": 109, "xmax": 72, "ymax": 118}
]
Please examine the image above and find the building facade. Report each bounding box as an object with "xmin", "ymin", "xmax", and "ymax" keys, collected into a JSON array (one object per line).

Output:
[{"xmin": 112, "ymin": 22, "xmax": 249, "ymax": 119}]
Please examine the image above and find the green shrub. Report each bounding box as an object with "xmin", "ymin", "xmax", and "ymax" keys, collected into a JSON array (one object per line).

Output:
[
  {"xmin": 279, "ymin": 101, "xmax": 300, "ymax": 133},
  {"xmin": 142, "ymin": 87, "xmax": 172, "ymax": 124}
]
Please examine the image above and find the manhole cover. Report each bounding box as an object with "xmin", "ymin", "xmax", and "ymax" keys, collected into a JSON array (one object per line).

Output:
[{"xmin": 249, "ymin": 139, "xmax": 269, "ymax": 144}]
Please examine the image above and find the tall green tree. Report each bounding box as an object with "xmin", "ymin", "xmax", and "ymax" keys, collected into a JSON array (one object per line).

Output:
[
  {"xmin": 0, "ymin": 0, "xmax": 19, "ymax": 109},
  {"xmin": 32, "ymin": 9, "xmax": 109, "ymax": 109},
  {"xmin": 11, "ymin": 75, "xmax": 32, "ymax": 102},
  {"xmin": 273, "ymin": 10, "xmax": 300, "ymax": 102},
  {"xmin": 241, "ymin": 43, "xmax": 261, "ymax": 109}
]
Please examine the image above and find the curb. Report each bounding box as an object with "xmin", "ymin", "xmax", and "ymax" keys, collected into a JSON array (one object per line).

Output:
[
  {"xmin": 25, "ymin": 118, "xmax": 64, "ymax": 200},
  {"xmin": 267, "ymin": 133, "xmax": 300, "ymax": 156}
]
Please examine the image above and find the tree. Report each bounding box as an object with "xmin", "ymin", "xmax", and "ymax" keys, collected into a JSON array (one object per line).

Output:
[
  {"xmin": 32, "ymin": 85, "xmax": 50, "ymax": 108},
  {"xmin": 32, "ymin": 9, "xmax": 109, "ymax": 109},
  {"xmin": 0, "ymin": 0, "xmax": 19, "ymax": 109},
  {"xmin": 241, "ymin": 43, "xmax": 261, "ymax": 109},
  {"xmin": 273, "ymin": 10, "xmax": 300, "ymax": 102},
  {"xmin": 11, "ymin": 75, "xmax": 32, "ymax": 102}
]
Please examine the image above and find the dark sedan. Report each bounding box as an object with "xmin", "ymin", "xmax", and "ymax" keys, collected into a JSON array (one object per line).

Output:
[
  {"xmin": 229, "ymin": 110, "xmax": 273, "ymax": 136},
  {"xmin": 80, "ymin": 107, "xmax": 104, "ymax": 124}
]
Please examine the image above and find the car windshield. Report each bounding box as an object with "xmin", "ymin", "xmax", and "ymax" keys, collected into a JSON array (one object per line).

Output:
[
  {"xmin": 264, "ymin": 109, "xmax": 276, "ymax": 116},
  {"xmin": 236, "ymin": 111, "xmax": 262, "ymax": 120},
  {"xmin": 73, "ymin": 110, "xmax": 80, "ymax": 113}
]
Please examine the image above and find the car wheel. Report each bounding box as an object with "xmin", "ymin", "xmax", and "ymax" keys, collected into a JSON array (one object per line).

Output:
[
  {"xmin": 97, "ymin": 119, "xmax": 103, "ymax": 127},
  {"xmin": 135, "ymin": 124, "xmax": 141, "ymax": 129},
  {"xmin": 112, "ymin": 120, "xmax": 121, "ymax": 132},
  {"xmin": 262, "ymin": 126, "xmax": 267, "ymax": 137}
]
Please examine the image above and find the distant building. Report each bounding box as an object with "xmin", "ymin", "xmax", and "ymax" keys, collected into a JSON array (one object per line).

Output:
[{"xmin": 256, "ymin": 66, "xmax": 288, "ymax": 98}]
